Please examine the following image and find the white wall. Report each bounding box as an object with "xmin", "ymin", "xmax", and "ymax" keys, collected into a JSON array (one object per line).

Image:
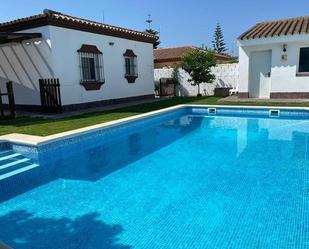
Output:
[
  {"xmin": 0, "ymin": 25, "xmax": 154, "ymax": 107},
  {"xmin": 0, "ymin": 26, "xmax": 53, "ymax": 105},
  {"xmin": 238, "ymin": 34, "xmax": 309, "ymax": 96},
  {"xmin": 238, "ymin": 46, "xmax": 249, "ymax": 94},
  {"xmin": 154, "ymin": 63, "xmax": 239, "ymax": 96},
  {"xmin": 49, "ymin": 26, "xmax": 154, "ymax": 106}
]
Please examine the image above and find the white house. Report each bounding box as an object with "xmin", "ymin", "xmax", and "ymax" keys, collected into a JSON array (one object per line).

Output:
[
  {"xmin": 0, "ymin": 9, "xmax": 157, "ymax": 111},
  {"xmin": 238, "ymin": 16, "xmax": 309, "ymax": 99}
]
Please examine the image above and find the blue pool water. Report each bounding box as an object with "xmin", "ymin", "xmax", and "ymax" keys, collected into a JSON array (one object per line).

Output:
[{"xmin": 1, "ymin": 107, "xmax": 309, "ymax": 248}]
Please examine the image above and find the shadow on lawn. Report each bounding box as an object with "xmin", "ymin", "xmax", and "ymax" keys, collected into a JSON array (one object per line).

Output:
[{"xmin": 0, "ymin": 210, "xmax": 131, "ymax": 249}]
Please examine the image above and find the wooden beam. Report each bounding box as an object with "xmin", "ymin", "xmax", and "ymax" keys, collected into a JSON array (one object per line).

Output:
[{"xmin": 0, "ymin": 32, "xmax": 42, "ymax": 44}]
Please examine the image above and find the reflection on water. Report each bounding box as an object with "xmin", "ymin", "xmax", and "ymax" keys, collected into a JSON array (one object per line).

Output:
[{"xmin": 201, "ymin": 116, "xmax": 309, "ymax": 162}]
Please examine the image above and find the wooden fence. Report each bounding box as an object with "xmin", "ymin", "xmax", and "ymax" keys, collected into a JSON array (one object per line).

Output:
[
  {"xmin": 39, "ymin": 78, "xmax": 62, "ymax": 113},
  {"xmin": 0, "ymin": 81, "xmax": 15, "ymax": 118}
]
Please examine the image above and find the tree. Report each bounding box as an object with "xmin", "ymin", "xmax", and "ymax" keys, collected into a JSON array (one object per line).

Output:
[
  {"xmin": 145, "ymin": 28, "xmax": 160, "ymax": 49},
  {"xmin": 212, "ymin": 23, "xmax": 227, "ymax": 54},
  {"xmin": 181, "ymin": 49, "xmax": 217, "ymax": 96}
]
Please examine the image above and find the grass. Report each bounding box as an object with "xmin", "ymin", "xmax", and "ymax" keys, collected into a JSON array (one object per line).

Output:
[{"xmin": 0, "ymin": 96, "xmax": 309, "ymax": 136}]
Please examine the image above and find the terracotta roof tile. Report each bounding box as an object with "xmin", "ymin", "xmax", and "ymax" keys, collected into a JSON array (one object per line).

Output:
[
  {"xmin": 301, "ymin": 18, "xmax": 309, "ymax": 33},
  {"xmin": 0, "ymin": 9, "xmax": 157, "ymax": 44},
  {"xmin": 154, "ymin": 46, "xmax": 196, "ymax": 60},
  {"xmin": 153, "ymin": 46, "xmax": 232, "ymax": 61},
  {"xmin": 239, "ymin": 16, "xmax": 309, "ymax": 40}
]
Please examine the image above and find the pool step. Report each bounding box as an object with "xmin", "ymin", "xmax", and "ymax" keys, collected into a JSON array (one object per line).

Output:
[
  {"xmin": 0, "ymin": 150, "xmax": 39, "ymax": 181},
  {"xmin": 0, "ymin": 152, "xmax": 22, "ymax": 161}
]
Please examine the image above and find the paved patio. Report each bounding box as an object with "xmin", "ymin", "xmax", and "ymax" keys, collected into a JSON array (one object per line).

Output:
[{"xmin": 220, "ymin": 95, "xmax": 309, "ymax": 103}]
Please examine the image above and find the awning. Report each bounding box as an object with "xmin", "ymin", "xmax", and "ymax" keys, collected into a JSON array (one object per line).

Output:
[{"xmin": 0, "ymin": 32, "xmax": 42, "ymax": 45}]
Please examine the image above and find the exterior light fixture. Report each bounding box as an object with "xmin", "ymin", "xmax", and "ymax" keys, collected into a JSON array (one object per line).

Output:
[
  {"xmin": 109, "ymin": 42, "xmax": 114, "ymax": 46},
  {"xmin": 282, "ymin": 44, "xmax": 287, "ymax": 53}
]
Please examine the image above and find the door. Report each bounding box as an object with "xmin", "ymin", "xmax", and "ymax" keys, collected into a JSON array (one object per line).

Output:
[{"xmin": 249, "ymin": 50, "xmax": 272, "ymax": 98}]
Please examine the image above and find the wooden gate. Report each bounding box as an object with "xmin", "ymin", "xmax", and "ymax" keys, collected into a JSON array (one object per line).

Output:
[
  {"xmin": 159, "ymin": 78, "xmax": 176, "ymax": 97},
  {"xmin": 39, "ymin": 78, "xmax": 62, "ymax": 113},
  {"xmin": 0, "ymin": 81, "xmax": 15, "ymax": 118}
]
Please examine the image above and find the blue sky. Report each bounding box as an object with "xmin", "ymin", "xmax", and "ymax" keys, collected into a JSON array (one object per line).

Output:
[{"xmin": 1, "ymin": 0, "xmax": 309, "ymax": 54}]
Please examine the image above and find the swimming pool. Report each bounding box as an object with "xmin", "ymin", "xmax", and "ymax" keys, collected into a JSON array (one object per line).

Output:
[{"xmin": 1, "ymin": 105, "xmax": 309, "ymax": 249}]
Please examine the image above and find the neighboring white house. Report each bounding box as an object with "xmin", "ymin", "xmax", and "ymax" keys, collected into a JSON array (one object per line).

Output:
[
  {"xmin": 0, "ymin": 9, "xmax": 157, "ymax": 111},
  {"xmin": 238, "ymin": 16, "xmax": 309, "ymax": 99}
]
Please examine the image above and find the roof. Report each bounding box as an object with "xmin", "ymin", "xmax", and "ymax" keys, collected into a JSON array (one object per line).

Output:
[
  {"xmin": 154, "ymin": 46, "xmax": 195, "ymax": 60},
  {"xmin": 239, "ymin": 16, "xmax": 309, "ymax": 40},
  {"xmin": 154, "ymin": 46, "xmax": 232, "ymax": 61},
  {"xmin": 0, "ymin": 9, "xmax": 157, "ymax": 44}
]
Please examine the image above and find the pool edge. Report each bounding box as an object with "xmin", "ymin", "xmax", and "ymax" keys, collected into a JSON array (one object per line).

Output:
[
  {"xmin": 1, "ymin": 104, "xmax": 309, "ymax": 147},
  {"xmin": 0, "ymin": 104, "xmax": 188, "ymax": 147}
]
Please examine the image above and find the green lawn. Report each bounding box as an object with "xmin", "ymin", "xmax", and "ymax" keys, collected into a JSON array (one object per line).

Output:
[{"xmin": 0, "ymin": 96, "xmax": 308, "ymax": 136}]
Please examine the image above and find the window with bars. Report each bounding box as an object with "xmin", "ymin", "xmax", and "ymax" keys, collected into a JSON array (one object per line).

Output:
[
  {"xmin": 78, "ymin": 44, "xmax": 104, "ymax": 83},
  {"xmin": 123, "ymin": 49, "xmax": 138, "ymax": 83}
]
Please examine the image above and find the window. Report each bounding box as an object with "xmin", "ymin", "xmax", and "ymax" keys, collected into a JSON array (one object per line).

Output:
[
  {"xmin": 78, "ymin": 45, "xmax": 104, "ymax": 89},
  {"xmin": 81, "ymin": 56, "xmax": 97, "ymax": 81},
  {"xmin": 125, "ymin": 57, "xmax": 136, "ymax": 76},
  {"xmin": 123, "ymin": 49, "xmax": 138, "ymax": 83},
  {"xmin": 299, "ymin": 47, "xmax": 309, "ymax": 73}
]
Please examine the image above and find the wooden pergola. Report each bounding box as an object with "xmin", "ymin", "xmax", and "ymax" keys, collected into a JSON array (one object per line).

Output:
[{"xmin": 0, "ymin": 32, "xmax": 42, "ymax": 44}]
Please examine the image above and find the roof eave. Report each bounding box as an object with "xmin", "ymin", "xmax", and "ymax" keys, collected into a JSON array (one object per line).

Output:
[{"xmin": 0, "ymin": 16, "xmax": 157, "ymax": 44}]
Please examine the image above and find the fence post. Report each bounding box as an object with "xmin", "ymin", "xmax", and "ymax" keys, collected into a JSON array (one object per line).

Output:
[
  {"xmin": 0, "ymin": 87, "xmax": 3, "ymax": 117},
  {"xmin": 39, "ymin": 79, "xmax": 44, "ymax": 109},
  {"xmin": 173, "ymin": 80, "xmax": 176, "ymax": 97},
  {"xmin": 56, "ymin": 78, "xmax": 62, "ymax": 109},
  {"xmin": 6, "ymin": 81, "xmax": 15, "ymax": 118}
]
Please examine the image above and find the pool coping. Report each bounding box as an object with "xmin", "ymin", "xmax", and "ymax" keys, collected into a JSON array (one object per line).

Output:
[{"xmin": 1, "ymin": 104, "xmax": 309, "ymax": 147}]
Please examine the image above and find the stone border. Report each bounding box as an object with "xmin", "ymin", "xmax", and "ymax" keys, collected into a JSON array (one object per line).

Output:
[{"xmin": 0, "ymin": 104, "xmax": 309, "ymax": 147}]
